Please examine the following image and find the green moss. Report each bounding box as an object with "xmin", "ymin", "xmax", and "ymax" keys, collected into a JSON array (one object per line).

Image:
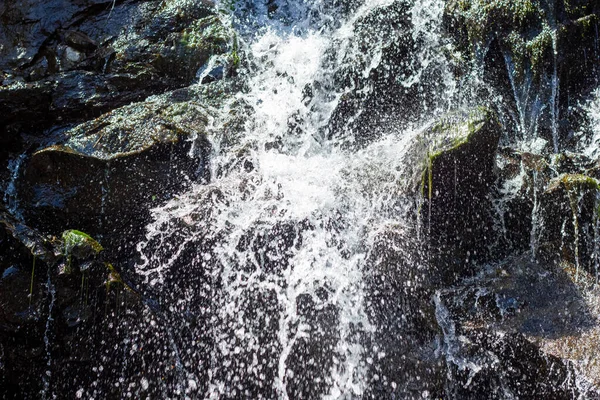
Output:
[
  {"xmin": 428, "ymin": 155, "xmax": 433, "ymax": 201},
  {"xmin": 180, "ymin": 16, "xmax": 228, "ymax": 53},
  {"xmin": 552, "ymin": 174, "xmax": 600, "ymax": 192},
  {"xmin": 448, "ymin": 0, "xmax": 554, "ymax": 82},
  {"xmin": 419, "ymin": 107, "xmax": 495, "ymax": 200},
  {"xmin": 61, "ymin": 230, "xmax": 103, "ymax": 274},
  {"xmin": 62, "ymin": 230, "xmax": 103, "ymax": 254},
  {"xmin": 105, "ymin": 263, "xmax": 137, "ymax": 296},
  {"xmin": 105, "ymin": 263, "xmax": 123, "ymax": 292},
  {"xmin": 427, "ymin": 106, "xmax": 491, "ymax": 158},
  {"xmin": 563, "ymin": 0, "xmax": 594, "ymax": 18},
  {"xmin": 526, "ymin": 24, "xmax": 554, "ymax": 76},
  {"xmin": 231, "ymin": 33, "xmax": 240, "ymax": 69},
  {"xmin": 454, "ymin": 0, "xmax": 539, "ymax": 43}
]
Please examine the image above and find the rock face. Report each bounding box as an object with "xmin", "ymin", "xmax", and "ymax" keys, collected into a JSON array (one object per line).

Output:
[
  {"xmin": 363, "ymin": 227, "xmax": 445, "ymax": 399},
  {"xmin": 443, "ymin": 0, "xmax": 600, "ymax": 150},
  {"xmin": 0, "ymin": 0, "xmax": 235, "ymax": 167},
  {"xmin": 437, "ymin": 254, "xmax": 600, "ymax": 397},
  {"xmin": 314, "ymin": 0, "xmax": 455, "ymax": 148},
  {"xmin": 2, "ymin": 0, "xmax": 600, "ymax": 398},
  {"xmin": 416, "ymin": 107, "xmax": 502, "ymax": 284},
  {"xmin": 18, "ymin": 88, "xmax": 213, "ymax": 240},
  {"xmin": 538, "ymin": 173, "xmax": 600, "ymax": 276},
  {"xmin": 0, "ymin": 209, "xmax": 147, "ymax": 398}
]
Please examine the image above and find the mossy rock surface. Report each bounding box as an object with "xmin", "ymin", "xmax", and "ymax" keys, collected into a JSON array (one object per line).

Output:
[
  {"xmin": 0, "ymin": 211, "xmax": 145, "ymax": 397},
  {"xmin": 0, "ymin": 0, "xmax": 237, "ymax": 138},
  {"xmin": 445, "ymin": 0, "xmax": 554, "ymax": 81},
  {"xmin": 444, "ymin": 0, "xmax": 600, "ymax": 150},
  {"xmin": 62, "ymin": 229, "xmax": 103, "ymax": 259},
  {"xmin": 409, "ymin": 107, "xmax": 501, "ymax": 284},
  {"xmin": 18, "ymin": 88, "xmax": 213, "ymax": 236}
]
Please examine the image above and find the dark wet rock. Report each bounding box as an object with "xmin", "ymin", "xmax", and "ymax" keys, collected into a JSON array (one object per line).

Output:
[
  {"xmin": 0, "ymin": 0, "xmax": 236, "ymax": 168},
  {"xmin": 322, "ymin": 0, "xmax": 455, "ymax": 148},
  {"xmin": 0, "ymin": 210, "xmax": 147, "ymax": 398},
  {"xmin": 494, "ymin": 148, "xmax": 600, "ymax": 257},
  {"xmin": 439, "ymin": 255, "xmax": 595, "ymax": 338},
  {"xmin": 537, "ymin": 173, "xmax": 600, "ymax": 277},
  {"xmin": 493, "ymin": 148, "xmax": 555, "ymax": 257},
  {"xmin": 444, "ymin": 328, "xmax": 587, "ymax": 399},
  {"xmin": 18, "ymin": 89, "xmax": 213, "ymax": 243},
  {"xmin": 363, "ymin": 226, "xmax": 446, "ymax": 399},
  {"xmin": 436, "ymin": 254, "xmax": 600, "ymax": 396},
  {"xmin": 443, "ymin": 0, "xmax": 600, "ymax": 151},
  {"xmin": 412, "ymin": 107, "xmax": 502, "ymax": 284}
]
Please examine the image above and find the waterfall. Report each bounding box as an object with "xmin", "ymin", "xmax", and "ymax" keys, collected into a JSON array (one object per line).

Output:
[
  {"xmin": 5, "ymin": 0, "xmax": 600, "ymax": 397},
  {"xmin": 134, "ymin": 0, "xmax": 456, "ymax": 397}
]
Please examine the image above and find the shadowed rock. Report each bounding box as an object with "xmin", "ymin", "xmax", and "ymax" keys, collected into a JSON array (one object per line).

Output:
[{"xmin": 18, "ymin": 88, "xmax": 213, "ymax": 245}]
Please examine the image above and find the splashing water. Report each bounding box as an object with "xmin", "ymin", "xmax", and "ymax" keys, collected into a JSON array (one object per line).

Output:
[
  {"xmin": 134, "ymin": 0, "xmax": 457, "ymax": 397},
  {"xmin": 583, "ymin": 87, "xmax": 600, "ymax": 160}
]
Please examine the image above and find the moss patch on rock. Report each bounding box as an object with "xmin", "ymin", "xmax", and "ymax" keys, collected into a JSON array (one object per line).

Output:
[
  {"xmin": 445, "ymin": 0, "xmax": 555, "ymax": 83},
  {"xmin": 18, "ymin": 87, "xmax": 215, "ymax": 236},
  {"xmin": 405, "ymin": 107, "xmax": 502, "ymax": 284},
  {"xmin": 539, "ymin": 173, "xmax": 600, "ymax": 278}
]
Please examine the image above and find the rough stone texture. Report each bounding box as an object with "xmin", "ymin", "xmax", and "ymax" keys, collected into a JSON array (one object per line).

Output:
[
  {"xmin": 437, "ymin": 254, "xmax": 600, "ymax": 397},
  {"xmin": 417, "ymin": 107, "xmax": 502, "ymax": 284},
  {"xmin": 18, "ymin": 87, "xmax": 213, "ymax": 245},
  {"xmin": 2, "ymin": 0, "xmax": 600, "ymax": 398},
  {"xmin": 318, "ymin": 0, "xmax": 455, "ymax": 149},
  {"xmin": 0, "ymin": 0, "xmax": 234, "ymax": 167},
  {"xmin": 538, "ymin": 173, "xmax": 600, "ymax": 276},
  {"xmin": 443, "ymin": 0, "xmax": 600, "ymax": 151},
  {"xmin": 0, "ymin": 209, "xmax": 148, "ymax": 398},
  {"xmin": 363, "ymin": 227, "xmax": 446, "ymax": 399}
]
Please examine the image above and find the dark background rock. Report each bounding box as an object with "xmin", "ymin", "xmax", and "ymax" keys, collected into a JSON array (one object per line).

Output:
[
  {"xmin": 17, "ymin": 89, "xmax": 214, "ymax": 266},
  {"xmin": 443, "ymin": 0, "xmax": 600, "ymax": 152},
  {"xmin": 537, "ymin": 174, "xmax": 600, "ymax": 276},
  {"xmin": 0, "ymin": 0, "xmax": 234, "ymax": 169},
  {"xmin": 363, "ymin": 227, "xmax": 446, "ymax": 399}
]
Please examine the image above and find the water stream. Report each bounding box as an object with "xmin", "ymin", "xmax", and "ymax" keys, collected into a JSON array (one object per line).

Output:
[{"xmin": 135, "ymin": 0, "xmax": 455, "ymax": 397}]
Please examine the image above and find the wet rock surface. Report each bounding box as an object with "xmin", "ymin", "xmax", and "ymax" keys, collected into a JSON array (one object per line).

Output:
[
  {"xmin": 0, "ymin": 0, "xmax": 235, "ymax": 167},
  {"xmin": 443, "ymin": 0, "xmax": 600, "ymax": 150},
  {"xmin": 415, "ymin": 107, "xmax": 502, "ymax": 284},
  {"xmin": 2, "ymin": 0, "xmax": 600, "ymax": 398},
  {"xmin": 19, "ymin": 88, "xmax": 213, "ymax": 237},
  {"xmin": 0, "ymin": 208, "xmax": 149, "ymax": 398}
]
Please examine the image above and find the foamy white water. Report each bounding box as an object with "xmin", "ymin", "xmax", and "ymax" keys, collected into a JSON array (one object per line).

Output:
[{"xmin": 134, "ymin": 0, "xmax": 455, "ymax": 397}]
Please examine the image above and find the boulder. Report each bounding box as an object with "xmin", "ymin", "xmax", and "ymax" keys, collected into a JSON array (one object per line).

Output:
[
  {"xmin": 0, "ymin": 208, "xmax": 146, "ymax": 397},
  {"xmin": 413, "ymin": 107, "xmax": 502, "ymax": 284},
  {"xmin": 309, "ymin": 0, "xmax": 456, "ymax": 148},
  {"xmin": 18, "ymin": 87, "xmax": 213, "ymax": 244},
  {"xmin": 363, "ymin": 226, "xmax": 446, "ymax": 399},
  {"xmin": 0, "ymin": 0, "xmax": 236, "ymax": 166},
  {"xmin": 443, "ymin": 0, "xmax": 600, "ymax": 151},
  {"xmin": 436, "ymin": 254, "xmax": 600, "ymax": 395}
]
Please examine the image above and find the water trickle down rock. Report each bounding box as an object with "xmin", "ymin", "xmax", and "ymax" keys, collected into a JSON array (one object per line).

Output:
[
  {"xmin": 443, "ymin": 0, "xmax": 600, "ymax": 151},
  {"xmin": 0, "ymin": 208, "xmax": 149, "ymax": 397},
  {"xmin": 361, "ymin": 107, "xmax": 502, "ymax": 398},
  {"xmin": 324, "ymin": 0, "xmax": 456, "ymax": 149},
  {"xmin": 538, "ymin": 173, "xmax": 600, "ymax": 281}
]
